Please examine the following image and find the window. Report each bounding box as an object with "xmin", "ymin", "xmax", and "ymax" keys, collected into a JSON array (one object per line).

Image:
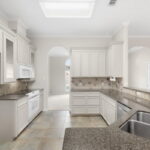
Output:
[{"xmin": 39, "ymin": 0, "xmax": 96, "ymax": 18}]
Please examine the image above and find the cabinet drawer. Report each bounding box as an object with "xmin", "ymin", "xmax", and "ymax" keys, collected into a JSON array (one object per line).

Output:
[
  {"xmin": 71, "ymin": 97, "xmax": 86, "ymax": 105},
  {"xmin": 87, "ymin": 106, "xmax": 99, "ymax": 114},
  {"xmin": 71, "ymin": 106, "xmax": 87, "ymax": 114},
  {"xmin": 87, "ymin": 97, "xmax": 99, "ymax": 105},
  {"xmin": 71, "ymin": 92, "xmax": 99, "ymax": 97},
  {"xmin": 71, "ymin": 106, "xmax": 99, "ymax": 115}
]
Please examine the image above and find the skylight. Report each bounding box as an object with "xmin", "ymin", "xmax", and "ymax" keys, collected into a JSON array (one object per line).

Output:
[{"xmin": 39, "ymin": 0, "xmax": 96, "ymax": 18}]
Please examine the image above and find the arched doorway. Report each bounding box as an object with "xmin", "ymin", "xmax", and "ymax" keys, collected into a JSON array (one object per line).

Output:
[{"xmin": 48, "ymin": 46, "xmax": 70, "ymax": 111}]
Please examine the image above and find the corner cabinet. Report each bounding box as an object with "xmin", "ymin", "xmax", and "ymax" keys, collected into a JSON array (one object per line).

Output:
[
  {"xmin": 70, "ymin": 92, "xmax": 117, "ymax": 125},
  {"xmin": 2, "ymin": 32, "xmax": 16, "ymax": 83},
  {"xmin": 70, "ymin": 92, "xmax": 100, "ymax": 115}
]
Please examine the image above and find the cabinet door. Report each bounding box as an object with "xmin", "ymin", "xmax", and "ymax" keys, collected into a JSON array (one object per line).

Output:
[
  {"xmin": 87, "ymin": 96, "xmax": 99, "ymax": 105},
  {"xmin": 80, "ymin": 52, "xmax": 89, "ymax": 77},
  {"xmin": 107, "ymin": 104, "xmax": 116, "ymax": 125},
  {"xmin": 112, "ymin": 44, "xmax": 123, "ymax": 77},
  {"xmin": 24, "ymin": 41, "xmax": 30, "ymax": 65},
  {"xmin": 106, "ymin": 44, "xmax": 123, "ymax": 77},
  {"xmin": 3, "ymin": 32, "xmax": 16, "ymax": 83},
  {"xmin": 71, "ymin": 51, "xmax": 80, "ymax": 77},
  {"xmin": 89, "ymin": 52, "xmax": 99, "ymax": 77},
  {"xmin": 17, "ymin": 36, "xmax": 30, "ymax": 66},
  {"xmin": 17, "ymin": 99, "xmax": 28, "ymax": 134},
  {"xmin": 103, "ymin": 96, "xmax": 116, "ymax": 125},
  {"xmin": 98, "ymin": 51, "xmax": 106, "ymax": 76},
  {"xmin": 87, "ymin": 106, "xmax": 99, "ymax": 114}
]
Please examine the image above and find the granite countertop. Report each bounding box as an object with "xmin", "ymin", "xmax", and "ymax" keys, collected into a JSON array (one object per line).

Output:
[
  {"xmin": 0, "ymin": 88, "xmax": 44, "ymax": 100},
  {"xmin": 63, "ymin": 89, "xmax": 150, "ymax": 150}
]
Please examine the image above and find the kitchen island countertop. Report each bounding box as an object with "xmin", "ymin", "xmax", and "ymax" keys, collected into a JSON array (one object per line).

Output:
[{"xmin": 63, "ymin": 89, "xmax": 150, "ymax": 150}]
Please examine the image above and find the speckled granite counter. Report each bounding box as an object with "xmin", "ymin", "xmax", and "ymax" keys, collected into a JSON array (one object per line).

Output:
[
  {"xmin": 63, "ymin": 89, "xmax": 150, "ymax": 150},
  {"xmin": 0, "ymin": 89, "xmax": 43, "ymax": 100}
]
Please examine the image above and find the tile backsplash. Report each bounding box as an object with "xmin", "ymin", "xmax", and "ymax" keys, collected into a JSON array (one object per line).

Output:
[
  {"xmin": 123, "ymin": 88, "xmax": 150, "ymax": 101},
  {"xmin": 0, "ymin": 81, "xmax": 27, "ymax": 96},
  {"xmin": 71, "ymin": 77, "xmax": 123, "ymax": 90},
  {"xmin": 71, "ymin": 78, "xmax": 150, "ymax": 101}
]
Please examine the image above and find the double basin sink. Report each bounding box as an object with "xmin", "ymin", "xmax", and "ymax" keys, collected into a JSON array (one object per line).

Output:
[{"xmin": 120, "ymin": 111, "xmax": 150, "ymax": 139}]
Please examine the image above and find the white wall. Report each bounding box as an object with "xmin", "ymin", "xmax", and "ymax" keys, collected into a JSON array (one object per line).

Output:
[
  {"xmin": 129, "ymin": 47, "xmax": 150, "ymax": 89},
  {"xmin": 30, "ymin": 37, "xmax": 111, "ymax": 110},
  {"xmin": 128, "ymin": 37, "xmax": 150, "ymax": 89},
  {"xmin": 49, "ymin": 56, "xmax": 68, "ymax": 94},
  {"xmin": 129, "ymin": 37, "xmax": 150, "ymax": 48},
  {"xmin": 112, "ymin": 24, "xmax": 129, "ymax": 86}
]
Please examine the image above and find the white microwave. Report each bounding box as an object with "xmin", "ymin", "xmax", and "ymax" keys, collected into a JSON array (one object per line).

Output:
[{"xmin": 17, "ymin": 65, "xmax": 32, "ymax": 79}]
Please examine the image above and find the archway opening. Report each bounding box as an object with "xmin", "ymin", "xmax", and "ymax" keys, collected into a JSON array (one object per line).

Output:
[{"xmin": 48, "ymin": 46, "xmax": 70, "ymax": 111}]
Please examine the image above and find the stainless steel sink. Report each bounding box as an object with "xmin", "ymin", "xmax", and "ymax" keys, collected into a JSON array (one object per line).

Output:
[
  {"xmin": 120, "ymin": 111, "xmax": 150, "ymax": 139},
  {"xmin": 130, "ymin": 111, "xmax": 150, "ymax": 124}
]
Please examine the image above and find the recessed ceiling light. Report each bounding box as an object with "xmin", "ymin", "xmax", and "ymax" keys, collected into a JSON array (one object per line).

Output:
[{"xmin": 39, "ymin": 0, "xmax": 96, "ymax": 18}]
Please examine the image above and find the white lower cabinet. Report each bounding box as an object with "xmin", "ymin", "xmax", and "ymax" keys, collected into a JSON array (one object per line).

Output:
[
  {"xmin": 16, "ymin": 97, "xmax": 28, "ymax": 135},
  {"xmin": 71, "ymin": 92, "xmax": 100, "ymax": 115},
  {"xmin": 100, "ymin": 93, "xmax": 117, "ymax": 125},
  {"xmin": 0, "ymin": 94, "xmax": 43, "ymax": 143},
  {"xmin": 70, "ymin": 92, "xmax": 117, "ymax": 125}
]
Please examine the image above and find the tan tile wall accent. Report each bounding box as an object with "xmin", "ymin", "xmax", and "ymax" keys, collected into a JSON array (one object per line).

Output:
[
  {"xmin": 71, "ymin": 78, "xmax": 123, "ymax": 90},
  {"xmin": 0, "ymin": 81, "xmax": 27, "ymax": 96},
  {"xmin": 122, "ymin": 88, "xmax": 150, "ymax": 101}
]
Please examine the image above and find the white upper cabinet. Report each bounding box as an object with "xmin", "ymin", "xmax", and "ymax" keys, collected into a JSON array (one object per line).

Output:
[
  {"xmin": 71, "ymin": 50, "xmax": 106, "ymax": 77},
  {"xmin": 71, "ymin": 51, "xmax": 80, "ymax": 77},
  {"xmin": 17, "ymin": 36, "xmax": 30, "ymax": 66},
  {"xmin": 106, "ymin": 43, "xmax": 123, "ymax": 77},
  {"xmin": 80, "ymin": 52, "xmax": 89, "ymax": 77},
  {"xmin": 89, "ymin": 52, "xmax": 99, "ymax": 76},
  {"xmin": 3, "ymin": 32, "xmax": 16, "ymax": 83},
  {"xmin": 98, "ymin": 51, "xmax": 106, "ymax": 76}
]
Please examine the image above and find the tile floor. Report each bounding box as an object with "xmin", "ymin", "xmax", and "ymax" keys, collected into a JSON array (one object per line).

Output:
[
  {"xmin": 48, "ymin": 94, "xmax": 70, "ymax": 111},
  {"xmin": 0, "ymin": 111, "xmax": 107, "ymax": 150}
]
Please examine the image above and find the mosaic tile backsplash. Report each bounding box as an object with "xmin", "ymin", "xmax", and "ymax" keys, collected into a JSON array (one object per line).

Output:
[
  {"xmin": 71, "ymin": 77, "xmax": 150, "ymax": 101},
  {"xmin": 123, "ymin": 88, "xmax": 150, "ymax": 101},
  {"xmin": 71, "ymin": 78, "xmax": 123, "ymax": 90},
  {"xmin": 0, "ymin": 81, "xmax": 27, "ymax": 96}
]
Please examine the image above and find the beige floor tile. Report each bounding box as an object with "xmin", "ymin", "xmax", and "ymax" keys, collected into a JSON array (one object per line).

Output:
[
  {"xmin": 12, "ymin": 139, "xmax": 41, "ymax": 150},
  {"xmin": 44, "ymin": 128, "xmax": 65, "ymax": 138},
  {"xmin": 28, "ymin": 121, "xmax": 51, "ymax": 129},
  {"xmin": 38, "ymin": 138, "xmax": 63, "ymax": 150},
  {"xmin": 18, "ymin": 129, "xmax": 46, "ymax": 139},
  {"xmin": 0, "ymin": 110, "xmax": 107, "ymax": 150}
]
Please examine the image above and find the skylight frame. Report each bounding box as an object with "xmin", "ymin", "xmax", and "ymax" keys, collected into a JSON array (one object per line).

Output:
[{"xmin": 39, "ymin": 0, "xmax": 96, "ymax": 18}]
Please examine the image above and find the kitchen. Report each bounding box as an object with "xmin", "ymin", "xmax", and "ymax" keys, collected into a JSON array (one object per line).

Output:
[{"xmin": 0, "ymin": 0, "xmax": 150, "ymax": 150}]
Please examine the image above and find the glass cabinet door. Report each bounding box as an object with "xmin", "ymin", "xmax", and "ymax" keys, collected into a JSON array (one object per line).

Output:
[{"xmin": 3, "ymin": 33, "xmax": 16, "ymax": 82}]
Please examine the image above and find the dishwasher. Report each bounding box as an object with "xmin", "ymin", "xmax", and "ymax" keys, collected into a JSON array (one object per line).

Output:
[{"xmin": 117, "ymin": 102, "xmax": 131, "ymax": 119}]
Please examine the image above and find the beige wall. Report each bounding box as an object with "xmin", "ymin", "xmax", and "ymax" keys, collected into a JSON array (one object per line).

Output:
[
  {"xmin": 129, "ymin": 37, "xmax": 150, "ymax": 48},
  {"xmin": 49, "ymin": 56, "xmax": 68, "ymax": 94},
  {"xmin": 129, "ymin": 47, "xmax": 150, "ymax": 89}
]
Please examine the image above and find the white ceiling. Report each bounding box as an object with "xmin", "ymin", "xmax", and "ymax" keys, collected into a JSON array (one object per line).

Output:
[{"xmin": 0, "ymin": 0, "xmax": 150, "ymax": 37}]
